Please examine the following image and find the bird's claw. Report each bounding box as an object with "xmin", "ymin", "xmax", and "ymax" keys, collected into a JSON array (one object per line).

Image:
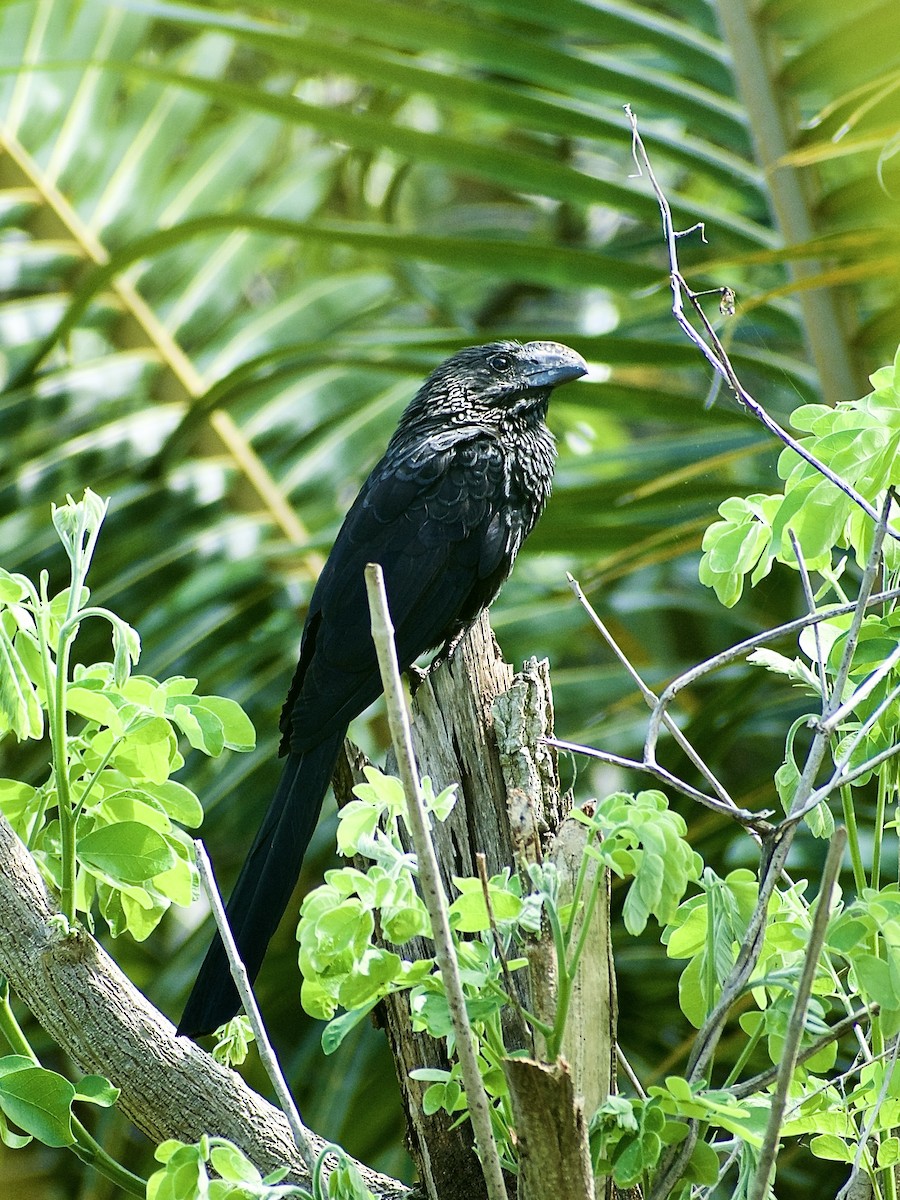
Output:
[{"xmin": 406, "ymin": 663, "xmax": 429, "ymax": 694}]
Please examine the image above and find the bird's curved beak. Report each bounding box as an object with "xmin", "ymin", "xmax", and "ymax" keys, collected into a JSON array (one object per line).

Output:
[{"xmin": 522, "ymin": 342, "xmax": 589, "ymax": 389}]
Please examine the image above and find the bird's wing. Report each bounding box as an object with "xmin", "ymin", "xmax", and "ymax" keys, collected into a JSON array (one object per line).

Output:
[{"xmin": 282, "ymin": 430, "xmax": 525, "ymax": 752}]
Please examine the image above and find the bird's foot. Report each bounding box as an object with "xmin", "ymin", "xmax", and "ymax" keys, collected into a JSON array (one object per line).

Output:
[
  {"xmin": 428, "ymin": 629, "xmax": 467, "ymax": 675},
  {"xmin": 405, "ymin": 662, "xmax": 430, "ymax": 695},
  {"xmin": 406, "ymin": 630, "xmax": 468, "ymax": 695}
]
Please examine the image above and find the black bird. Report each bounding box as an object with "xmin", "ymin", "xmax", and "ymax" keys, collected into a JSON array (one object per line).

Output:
[{"xmin": 178, "ymin": 340, "xmax": 588, "ymax": 1038}]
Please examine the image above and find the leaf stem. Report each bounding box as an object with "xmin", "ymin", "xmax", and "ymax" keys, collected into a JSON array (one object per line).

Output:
[
  {"xmin": 193, "ymin": 840, "xmax": 317, "ymax": 1178},
  {"xmin": 872, "ymin": 770, "xmax": 888, "ymax": 892},
  {"xmin": 53, "ymin": 627, "xmax": 77, "ymax": 923},
  {"xmin": 840, "ymin": 786, "xmax": 867, "ymax": 895},
  {"xmin": 564, "ymin": 845, "xmax": 605, "ymax": 990},
  {"xmin": 544, "ymin": 895, "xmax": 572, "ymax": 1061},
  {"xmin": 68, "ymin": 1118, "xmax": 147, "ymax": 1198}
]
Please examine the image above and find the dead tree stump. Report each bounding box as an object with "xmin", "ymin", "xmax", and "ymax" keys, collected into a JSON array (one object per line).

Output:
[{"xmin": 335, "ymin": 612, "xmax": 617, "ymax": 1200}]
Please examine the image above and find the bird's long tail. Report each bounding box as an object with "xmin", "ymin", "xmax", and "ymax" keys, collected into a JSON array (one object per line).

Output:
[{"xmin": 177, "ymin": 731, "xmax": 345, "ymax": 1038}]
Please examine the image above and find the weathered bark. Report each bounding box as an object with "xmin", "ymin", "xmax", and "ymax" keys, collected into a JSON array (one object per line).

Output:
[
  {"xmin": 0, "ymin": 812, "xmax": 407, "ymax": 1197},
  {"xmin": 503, "ymin": 1058, "xmax": 594, "ymax": 1200},
  {"xmin": 551, "ymin": 812, "xmax": 617, "ymax": 1122},
  {"xmin": 335, "ymin": 612, "xmax": 617, "ymax": 1200},
  {"xmin": 335, "ymin": 612, "xmax": 538, "ymax": 1200}
]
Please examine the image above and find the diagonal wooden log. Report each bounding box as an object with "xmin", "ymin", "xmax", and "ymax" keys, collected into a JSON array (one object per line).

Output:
[{"xmin": 0, "ymin": 804, "xmax": 407, "ymax": 1197}]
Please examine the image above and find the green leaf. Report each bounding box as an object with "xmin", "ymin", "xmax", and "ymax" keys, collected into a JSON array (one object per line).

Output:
[
  {"xmin": 676, "ymin": 954, "xmax": 707, "ymax": 1028},
  {"xmin": 854, "ymin": 954, "xmax": 898, "ymax": 1008},
  {"xmin": 747, "ymin": 648, "xmax": 821, "ymax": 695},
  {"xmin": 337, "ymin": 948, "xmax": 404, "ymax": 1010},
  {"xmin": 209, "ymin": 1142, "xmax": 261, "ymax": 1184},
  {"xmin": 141, "ymin": 780, "xmax": 204, "ymax": 827},
  {"xmin": 324, "ymin": 1150, "xmax": 378, "ymax": 1200},
  {"xmin": 78, "ymin": 821, "xmax": 177, "ymax": 884},
  {"xmin": 684, "ymin": 1136, "xmax": 721, "ymax": 1185},
  {"xmin": 194, "ymin": 695, "xmax": 255, "ymax": 751},
  {"xmin": 0, "ymin": 780, "xmax": 39, "ymax": 829},
  {"xmin": 0, "ymin": 569, "xmax": 27, "ymax": 603},
  {"xmin": 153, "ymin": 854, "xmax": 197, "ymax": 907},
  {"xmin": 96, "ymin": 878, "xmax": 168, "ymax": 941},
  {"xmin": 448, "ymin": 880, "xmax": 522, "ymax": 932},
  {"xmin": 170, "ymin": 700, "xmax": 225, "ymax": 756},
  {"xmin": 301, "ymin": 976, "xmax": 339, "ymax": 1022},
  {"xmin": 98, "ymin": 789, "xmax": 173, "ymax": 835},
  {"xmin": 422, "ymin": 777, "xmax": 457, "ymax": 821},
  {"xmin": 73, "ymin": 1075, "xmax": 119, "ymax": 1106},
  {"xmin": 147, "ymin": 1140, "xmax": 206, "ymax": 1200},
  {"xmin": 810, "ymin": 1133, "xmax": 854, "ymax": 1162},
  {"xmin": 0, "ymin": 1108, "xmax": 32, "ymax": 1149},
  {"xmin": 352, "ymin": 767, "xmax": 407, "ymax": 816},
  {"xmin": 321, "ymin": 999, "xmax": 380, "ymax": 1055},
  {"xmin": 336, "ymin": 800, "xmax": 381, "ymax": 856},
  {"xmin": 66, "ymin": 684, "xmax": 125, "ymax": 729},
  {"xmin": 107, "ymin": 717, "xmax": 180, "ymax": 785},
  {"xmin": 380, "ymin": 885, "xmax": 430, "ymax": 943},
  {"xmin": 0, "ymin": 1062, "xmax": 76, "ymax": 1148},
  {"xmin": 0, "ymin": 619, "xmax": 43, "ymax": 740},
  {"xmin": 110, "ymin": 616, "xmax": 141, "ymax": 687},
  {"xmin": 422, "ymin": 1079, "xmax": 464, "ymax": 1116}
]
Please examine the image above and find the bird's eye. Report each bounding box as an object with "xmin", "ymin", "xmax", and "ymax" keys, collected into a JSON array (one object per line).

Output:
[{"xmin": 488, "ymin": 352, "xmax": 513, "ymax": 373}]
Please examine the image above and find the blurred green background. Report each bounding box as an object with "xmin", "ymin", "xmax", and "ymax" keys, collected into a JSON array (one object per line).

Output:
[{"xmin": 1, "ymin": 0, "xmax": 898, "ymax": 1193}]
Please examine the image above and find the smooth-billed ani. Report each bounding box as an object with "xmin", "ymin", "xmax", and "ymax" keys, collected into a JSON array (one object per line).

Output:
[{"xmin": 178, "ymin": 340, "xmax": 587, "ymax": 1038}]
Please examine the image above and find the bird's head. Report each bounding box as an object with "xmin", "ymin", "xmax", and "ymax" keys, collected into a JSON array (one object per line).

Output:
[{"xmin": 400, "ymin": 340, "xmax": 588, "ymax": 431}]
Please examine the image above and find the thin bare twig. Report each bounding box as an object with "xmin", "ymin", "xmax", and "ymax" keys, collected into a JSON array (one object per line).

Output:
[
  {"xmin": 643, "ymin": 585, "xmax": 900, "ymax": 766},
  {"xmin": 193, "ymin": 840, "xmax": 316, "ymax": 1177},
  {"xmin": 567, "ymin": 572, "xmax": 738, "ymax": 813},
  {"xmin": 732, "ymin": 1004, "xmax": 876, "ymax": 1100},
  {"xmin": 616, "ymin": 1046, "xmax": 648, "ymax": 1101},
  {"xmin": 786, "ymin": 739, "xmax": 900, "ymax": 827},
  {"xmin": 749, "ymin": 829, "xmax": 846, "ymax": 1200},
  {"xmin": 625, "ymin": 105, "xmax": 900, "ymax": 545},
  {"xmin": 788, "ymin": 529, "xmax": 828, "ymax": 701},
  {"xmin": 363, "ymin": 564, "xmax": 508, "ymax": 1200},
  {"xmin": 545, "ymin": 737, "xmax": 770, "ymax": 829}
]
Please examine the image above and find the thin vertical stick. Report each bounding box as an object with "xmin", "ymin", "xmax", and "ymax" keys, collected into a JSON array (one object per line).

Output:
[
  {"xmin": 748, "ymin": 829, "xmax": 846, "ymax": 1200},
  {"xmin": 364, "ymin": 564, "xmax": 509, "ymax": 1200},
  {"xmin": 193, "ymin": 840, "xmax": 317, "ymax": 1177}
]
